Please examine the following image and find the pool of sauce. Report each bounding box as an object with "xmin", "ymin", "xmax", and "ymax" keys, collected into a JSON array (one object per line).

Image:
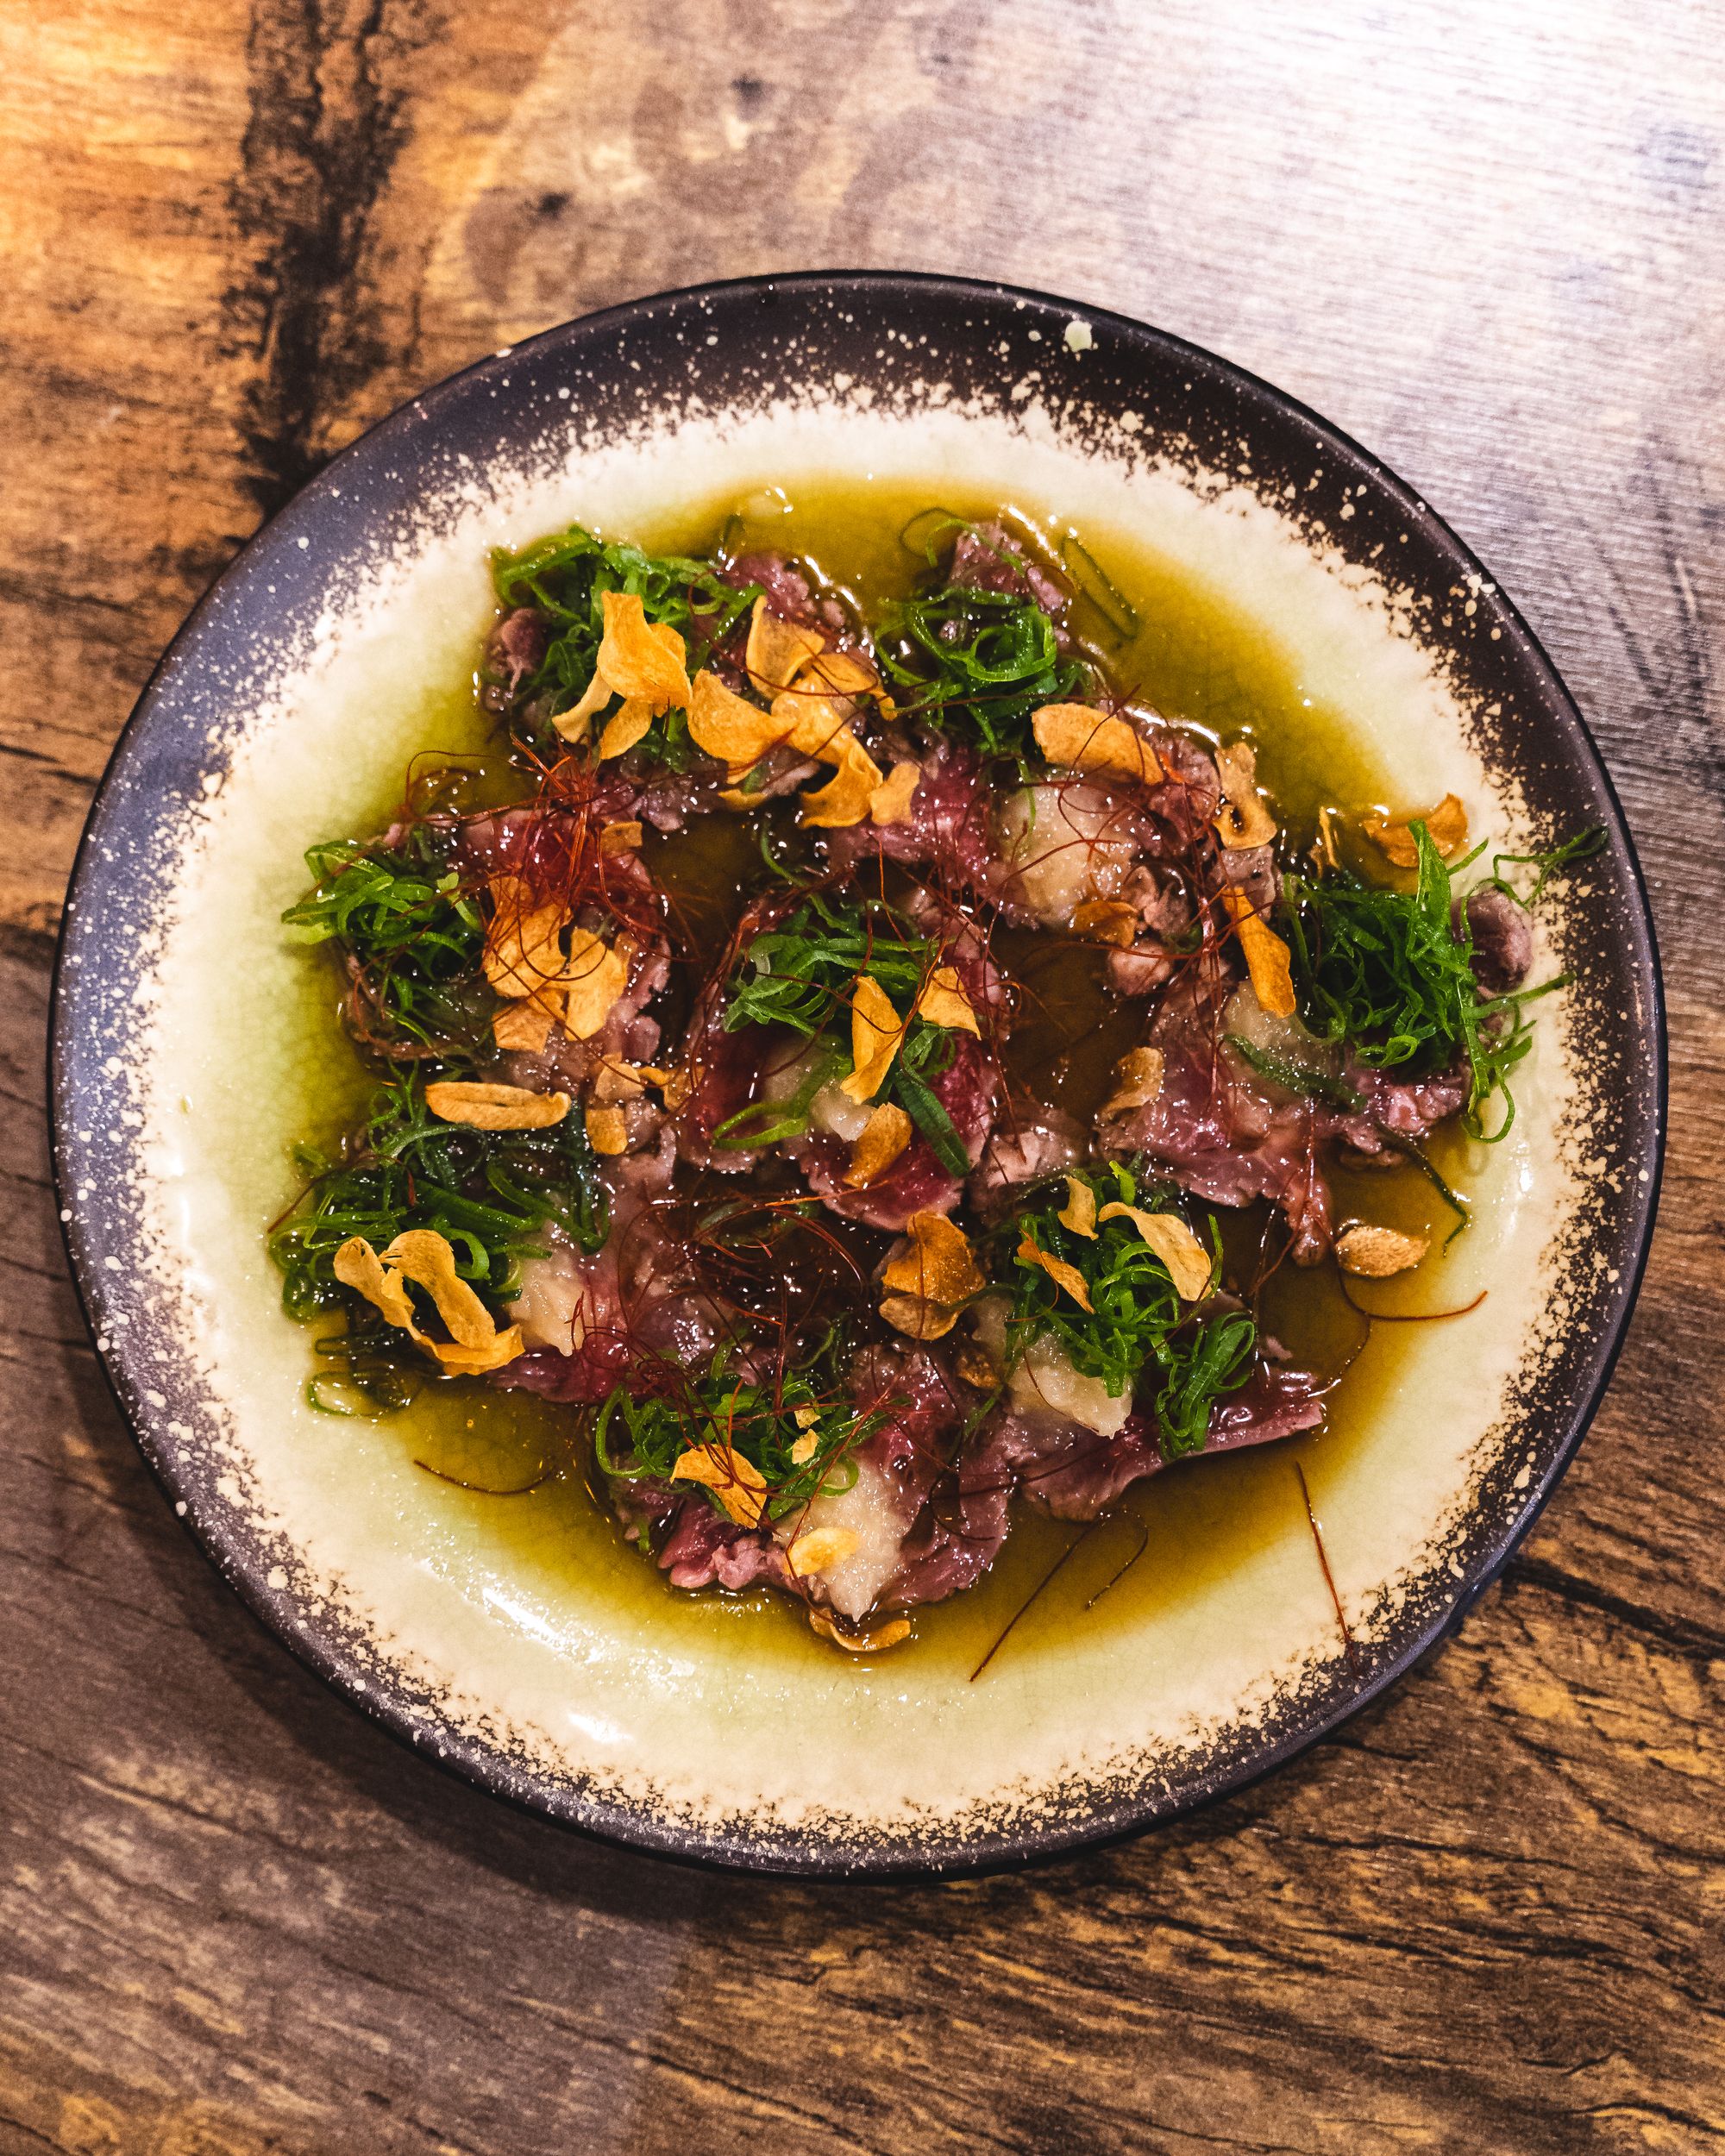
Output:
[{"xmin": 280, "ymin": 479, "xmax": 1481, "ymax": 1674}]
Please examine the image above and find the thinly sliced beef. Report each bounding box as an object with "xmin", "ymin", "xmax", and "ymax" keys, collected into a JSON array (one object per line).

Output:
[
  {"xmin": 823, "ymin": 732, "xmax": 996, "ymax": 889},
  {"xmin": 484, "ymin": 605, "xmax": 550, "ymax": 698},
  {"xmin": 948, "ymin": 523, "xmax": 1067, "ymax": 615},
  {"xmin": 794, "ymin": 1032, "xmax": 1000, "ymax": 1231},
  {"xmin": 1101, "ymin": 968, "xmax": 1334, "ymax": 1261},
  {"xmin": 966, "ymin": 1106, "xmax": 1085, "ymax": 1221},
  {"xmin": 1328, "ymin": 1058, "xmax": 1470, "ymax": 1156},
  {"xmin": 1458, "ymin": 886, "xmax": 1534, "ymax": 995}
]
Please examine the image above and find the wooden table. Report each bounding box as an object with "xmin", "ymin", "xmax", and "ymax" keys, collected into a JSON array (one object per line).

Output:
[{"xmin": 3, "ymin": 4, "xmax": 1720, "ymax": 2149}]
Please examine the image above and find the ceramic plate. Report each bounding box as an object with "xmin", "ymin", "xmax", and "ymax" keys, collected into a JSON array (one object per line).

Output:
[{"xmin": 51, "ymin": 273, "xmax": 1664, "ymax": 1875}]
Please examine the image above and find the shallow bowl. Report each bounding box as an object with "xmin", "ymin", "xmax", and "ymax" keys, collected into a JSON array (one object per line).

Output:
[{"xmin": 51, "ymin": 273, "xmax": 1665, "ymax": 1875}]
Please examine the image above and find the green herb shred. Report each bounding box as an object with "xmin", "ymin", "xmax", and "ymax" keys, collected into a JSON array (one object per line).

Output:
[
  {"xmin": 281, "ymin": 825, "xmax": 492, "ymax": 1060},
  {"xmin": 714, "ymin": 890, "xmax": 976, "ymax": 1177},
  {"xmin": 1005, "ymin": 1163, "xmax": 1256, "ymax": 1458},
  {"xmin": 489, "ymin": 520, "xmax": 756, "ymax": 754},
  {"xmin": 1279, "ymin": 819, "xmax": 1590, "ymax": 1142},
  {"xmin": 593, "ymin": 1348, "xmax": 886, "ymax": 1524}
]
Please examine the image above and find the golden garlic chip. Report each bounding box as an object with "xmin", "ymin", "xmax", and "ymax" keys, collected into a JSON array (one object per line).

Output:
[
  {"xmin": 869, "ymin": 762, "xmax": 921, "ymax": 825},
  {"xmin": 492, "ymin": 988, "xmax": 559, "ymax": 1054},
  {"xmin": 840, "ymin": 975, "xmax": 907, "ymax": 1102},
  {"xmin": 808, "ymin": 1610, "xmax": 912, "ymax": 1654},
  {"xmin": 878, "ymin": 1293, "xmax": 960, "ymax": 1340},
  {"xmin": 1016, "ymin": 1236, "xmax": 1094, "ymax": 1312},
  {"xmin": 787, "ymin": 1527, "xmax": 862, "ymax": 1578},
  {"xmin": 595, "ymin": 591, "xmax": 692, "ymax": 713},
  {"xmin": 384, "ymin": 1230, "xmax": 503, "ymax": 1348},
  {"xmin": 1071, "ymin": 898, "xmax": 1138, "ymax": 947},
  {"xmin": 1057, "ymin": 1175, "xmax": 1099, "ymax": 1238},
  {"xmin": 913, "ymin": 964, "xmax": 981, "ymax": 1037},
  {"xmin": 1213, "ymin": 740, "xmax": 1279, "ymax": 849},
  {"xmin": 561, "ymin": 929, "xmax": 629, "ymax": 1039},
  {"xmin": 844, "ymin": 1100, "xmax": 913, "ymax": 1188},
  {"xmin": 1363, "ymin": 792, "xmax": 1469, "ymax": 866},
  {"xmin": 688, "ymin": 667, "xmax": 792, "ymax": 768},
  {"xmin": 671, "ymin": 1442, "xmax": 768, "ymax": 1528},
  {"xmin": 1222, "ymin": 887, "xmax": 1297, "ymax": 1018},
  {"xmin": 800, "ymin": 744, "xmax": 884, "ymax": 829},
  {"xmin": 597, "ymin": 700, "xmax": 656, "ymax": 761},
  {"xmin": 597, "ymin": 819, "xmax": 643, "ymax": 856},
  {"xmin": 424, "ymin": 1081, "xmax": 571, "ymax": 1131},
  {"xmin": 484, "ymin": 875, "xmax": 569, "ymax": 1000},
  {"xmin": 1032, "ymin": 703, "xmax": 1164, "ymax": 786},
  {"xmin": 1335, "ymin": 1224, "xmax": 1430, "ymax": 1277},
  {"xmin": 585, "ymin": 1105, "xmax": 629, "ymax": 1156},
  {"xmin": 1096, "ymin": 1204, "xmax": 1214, "ymax": 1300},
  {"xmin": 334, "ymin": 1231, "xmax": 524, "ymax": 1375},
  {"xmin": 744, "ymin": 597, "xmax": 825, "ymax": 694},
  {"xmin": 333, "ymin": 1237, "xmax": 418, "ymax": 1334},
  {"xmin": 883, "ymin": 1213, "xmax": 985, "ymax": 1304},
  {"xmin": 1101, "ymin": 1045, "xmax": 1165, "ymax": 1117}
]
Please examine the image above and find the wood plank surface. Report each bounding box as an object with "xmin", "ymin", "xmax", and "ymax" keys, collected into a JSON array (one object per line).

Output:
[{"xmin": 2, "ymin": 3, "xmax": 1721, "ymax": 2150}]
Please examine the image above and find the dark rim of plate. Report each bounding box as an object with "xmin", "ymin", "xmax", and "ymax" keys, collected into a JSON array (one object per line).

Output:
[{"xmin": 48, "ymin": 271, "xmax": 1666, "ymax": 1879}]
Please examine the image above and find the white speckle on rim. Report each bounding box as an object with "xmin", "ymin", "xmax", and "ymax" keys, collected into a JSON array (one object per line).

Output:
[
  {"xmin": 267, "ymin": 1566, "xmax": 288, "ymax": 1591},
  {"xmin": 296, "ymin": 536, "xmax": 309, "ymax": 549},
  {"xmin": 1063, "ymin": 319, "xmax": 1093, "ymax": 352}
]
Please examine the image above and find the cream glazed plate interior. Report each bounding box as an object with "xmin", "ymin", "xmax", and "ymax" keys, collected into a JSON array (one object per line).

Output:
[{"xmin": 52, "ymin": 275, "xmax": 1663, "ymax": 1875}]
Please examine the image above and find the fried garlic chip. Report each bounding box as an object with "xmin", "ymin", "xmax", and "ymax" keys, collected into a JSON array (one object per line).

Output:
[
  {"xmin": 1363, "ymin": 792, "xmax": 1468, "ymax": 866},
  {"xmin": 492, "ymin": 987, "xmax": 559, "ymax": 1054},
  {"xmin": 803, "ymin": 648, "xmax": 885, "ymax": 704},
  {"xmin": 432, "ymin": 1330, "xmax": 528, "ymax": 1376},
  {"xmin": 883, "ymin": 1213, "xmax": 985, "ymax": 1304},
  {"xmin": 869, "ymin": 761, "xmax": 920, "ymax": 825},
  {"xmin": 787, "ymin": 1526, "xmax": 862, "ymax": 1578},
  {"xmin": 769, "ymin": 687, "xmax": 858, "ymax": 764},
  {"xmin": 551, "ymin": 667, "xmax": 613, "ymax": 745},
  {"xmin": 839, "ymin": 975, "xmax": 906, "ymax": 1102},
  {"xmin": 1335, "ymin": 1224, "xmax": 1430, "ymax": 1277},
  {"xmin": 1213, "ymin": 740, "xmax": 1278, "ymax": 849},
  {"xmin": 687, "ymin": 667, "xmax": 791, "ymax": 768},
  {"xmin": 484, "ymin": 874, "xmax": 568, "ymax": 1000},
  {"xmin": 844, "ymin": 1100, "xmax": 913, "ymax": 1188},
  {"xmin": 878, "ymin": 1292, "xmax": 960, "ymax": 1341},
  {"xmin": 585, "ymin": 1105, "xmax": 629, "ymax": 1156},
  {"xmin": 595, "ymin": 591, "xmax": 692, "ymax": 714},
  {"xmin": 589, "ymin": 1055, "xmax": 649, "ymax": 1103},
  {"xmin": 424, "ymin": 1081, "xmax": 571, "ymax": 1131},
  {"xmin": 808, "ymin": 1609, "xmax": 912, "ymax": 1654},
  {"xmin": 914, "ymin": 964, "xmax": 981, "ymax": 1037},
  {"xmin": 598, "ymin": 818, "xmax": 643, "ymax": 856},
  {"xmin": 800, "ymin": 743, "xmax": 885, "ymax": 829},
  {"xmin": 1016, "ymin": 1235, "xmax": 1094, "ymax": 1312},
  {"xmin": 745, "ymin": 596, "xmax": 826, "ymax": 694},
  {"xmin": 1057, "ymin": 1175, "xmax": 1099, "ymax": 1238},
  {"xmin": 333, "ymin": 1237, "xmax": 418, "ymax": 1334},
  {"xmin": 1101, "ymin": 1045, "xmax": 1165, "ymax": 1118},
  {"xmin": 1095, "ymin": 1203, "xmax": 1214, "ymax": 1300},
  {"xmin": 385, "ymin": 1229, "xmax": 502, "ymax": 1348},
  {"xmin": 334, "ymin": 1230, "xmax": 524, "ymax": 1374},
  {"xmin": 671, "ymin": 1441, "xmax": 768, "ymax": 1528},
  {"xmin": 1071, "ymin": 898, "xmax": 1138, "ymax": 947},
  {"xmin": 561, "ymin": 928, "xmax": 629, "ymax": 1040},
  {"xmin": 1221, "ymin": 887, "xmax": 1297, "ymax": 1018},
  {"xmin": 597, "ymin": 699, "xmax": 656, "ymax": 761},
  {"xmin": 1032, "ymin": 703, "xmax": 1164, "ymax": 786}
]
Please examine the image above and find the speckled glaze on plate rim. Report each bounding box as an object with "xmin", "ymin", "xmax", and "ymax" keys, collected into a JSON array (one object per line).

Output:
[{"xmin": 49, "ymin": 273, "xmax": 1665, "ymax": 1877}]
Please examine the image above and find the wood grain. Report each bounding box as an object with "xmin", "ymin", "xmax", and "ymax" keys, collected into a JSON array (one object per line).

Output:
[{"xmin": 1, "ymin": 3, "xmax": 1721, "ymax": 2150}]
